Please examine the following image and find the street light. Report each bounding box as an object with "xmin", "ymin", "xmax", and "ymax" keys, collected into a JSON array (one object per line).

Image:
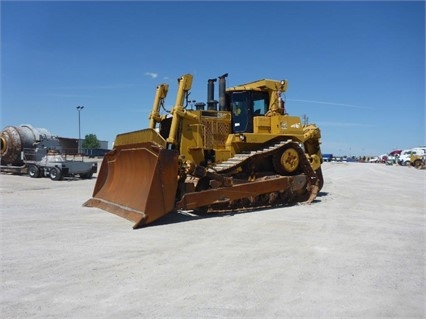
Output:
[{"xmin": 76, "ymin": 106, "xmax": 84, "ymax": 154}]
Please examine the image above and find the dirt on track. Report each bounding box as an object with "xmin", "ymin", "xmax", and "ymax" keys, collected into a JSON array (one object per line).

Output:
[{"xmin": 0, "ymin": 162, "xmax": 425, "ymax": 318}]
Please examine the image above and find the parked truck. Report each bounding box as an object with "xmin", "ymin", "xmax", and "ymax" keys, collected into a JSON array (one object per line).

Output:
[{"xmin": 1, "ymin": 124, "xmax": 97, "ymax": 180}]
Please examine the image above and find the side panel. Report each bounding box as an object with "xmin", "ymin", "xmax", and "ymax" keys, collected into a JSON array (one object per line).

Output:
[
  {"xmin": 253, "ymin": 117, "xmax": 271, "ymax": 134},
  {"xmin": 180, "ymin": 116, "xmax": 204, "ymax": 165},
  {"xmin": 270, "ymin": 116, "xmax": 304, "ymax": 141},
  {"xmin": 179, "ymin": 110, "xmax": 232, "ymax": 165}
]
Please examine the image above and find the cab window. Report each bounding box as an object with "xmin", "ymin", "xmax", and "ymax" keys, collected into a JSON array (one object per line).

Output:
[{"xmin": 252, "ymin": 92, "xmax": 269, "ymax": 115}]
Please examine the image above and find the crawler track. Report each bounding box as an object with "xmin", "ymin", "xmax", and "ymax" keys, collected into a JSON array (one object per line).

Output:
[{"xmin": 178, "ymin": 140, "xmax": 321, "ymax": 214}]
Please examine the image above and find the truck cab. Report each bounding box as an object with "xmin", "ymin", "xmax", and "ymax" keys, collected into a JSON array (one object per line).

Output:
[{"xmin": 399, "ymin": 147, "xmax": 426, "ymax": 166}]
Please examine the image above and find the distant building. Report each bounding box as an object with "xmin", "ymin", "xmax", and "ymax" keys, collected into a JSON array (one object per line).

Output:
[
  {"xmin": 82, "ymin": 148, "xmax": 110, "ymax": 158},
  {"xmin": 57, "ymin": 137, "xmax": 109, "ymax": 155},
  {"xmin": 57, "ymin": 137, "xmax": 79, "ymax": 154}
]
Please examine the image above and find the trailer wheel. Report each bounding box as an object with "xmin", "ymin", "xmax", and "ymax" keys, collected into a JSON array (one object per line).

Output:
[
  {"xmin": 28, "ymin": 165, "xmax": 40, "ymax": 178},
  {"xmin": 50, "ymin": 167, "xmax": 62, "ymax": 180}
]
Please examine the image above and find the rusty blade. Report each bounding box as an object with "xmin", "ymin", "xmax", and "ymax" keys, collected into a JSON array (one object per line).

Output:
[{"xmin": 84, "ymin": 142, "xmax": 179, "ymax": 229}]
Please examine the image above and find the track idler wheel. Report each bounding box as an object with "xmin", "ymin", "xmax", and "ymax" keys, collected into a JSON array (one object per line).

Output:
[{"xmin": 273, "ymin": 146, "xmax": 301, "ymax": 175}]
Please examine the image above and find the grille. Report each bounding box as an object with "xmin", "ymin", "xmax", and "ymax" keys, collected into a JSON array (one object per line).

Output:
[{"xmin": 201, "ymin": 119, "xmax": 231, "ymax": 149}]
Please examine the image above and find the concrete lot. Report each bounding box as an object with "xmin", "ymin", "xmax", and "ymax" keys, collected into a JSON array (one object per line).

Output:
[{"xmin": 0, "ymin": 162, "xmax": 425, "ymax": 318}]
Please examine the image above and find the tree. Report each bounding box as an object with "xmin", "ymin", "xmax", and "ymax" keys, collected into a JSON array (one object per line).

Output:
[{"xmin": 82, "ymin": 134, "xmax": 100, "ymax": 149}]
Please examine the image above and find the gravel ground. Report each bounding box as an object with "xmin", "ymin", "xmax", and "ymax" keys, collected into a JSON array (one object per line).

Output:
[{"xmin": 0, "ymin": 162, "xmax": 425, "ymax": 318}]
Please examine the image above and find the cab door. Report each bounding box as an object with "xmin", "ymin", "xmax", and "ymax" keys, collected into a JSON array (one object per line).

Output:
[{"xmin": 230, "ymin": 92, "xmax": 253, "ymax": 133}]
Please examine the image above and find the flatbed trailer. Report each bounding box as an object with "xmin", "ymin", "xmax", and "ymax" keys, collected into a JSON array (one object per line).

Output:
[{"xmin": 1, "ymin": 136, "xmax": 97, "ymax": 180}]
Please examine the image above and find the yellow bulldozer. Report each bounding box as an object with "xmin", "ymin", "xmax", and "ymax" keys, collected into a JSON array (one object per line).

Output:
[{"xmin": 84, "ymin": 73, "xmax": 324, "ymax": 229}]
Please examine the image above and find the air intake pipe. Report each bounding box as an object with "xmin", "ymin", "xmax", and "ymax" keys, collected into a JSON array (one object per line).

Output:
[
  {"xmin": 207, "ymin": 78, "xmax": 218, "ymax": 111},
  {"xmin": 0, "ymin": 124, "xmax": 52, "ymax": 165}
]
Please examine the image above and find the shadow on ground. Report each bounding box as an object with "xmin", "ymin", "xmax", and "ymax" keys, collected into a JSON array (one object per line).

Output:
[{"xmin": 145, "ymin": 191, "xmax": 329, "ymax": 229}]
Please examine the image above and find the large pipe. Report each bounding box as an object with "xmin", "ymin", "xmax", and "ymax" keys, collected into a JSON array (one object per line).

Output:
[
  {"xmin": 207, "ymin": 78, "xmax": 217, "ymax": 111},
  {"xmin": 218, "ymin": 73, "xmax": 228, "ymax": 111},
  {"xmin": 1, "ymin": 124, "xmax": 52, "ymax": 165}
]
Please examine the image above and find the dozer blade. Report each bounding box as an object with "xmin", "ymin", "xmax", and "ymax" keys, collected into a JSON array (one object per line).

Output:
[{"xmin": 84, "ymin": 141, "xmax": 179, "ymax": 229}]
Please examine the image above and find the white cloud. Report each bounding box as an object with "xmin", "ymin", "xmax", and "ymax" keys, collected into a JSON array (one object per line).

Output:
[{"xmin": 145, "ymin": 72, "xmax": 158, "ymax": 79}]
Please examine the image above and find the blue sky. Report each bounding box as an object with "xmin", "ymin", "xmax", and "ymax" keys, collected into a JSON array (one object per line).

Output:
[{"xmin": 1, "ymin": 0, "xmax": 425, "ymax": 156}]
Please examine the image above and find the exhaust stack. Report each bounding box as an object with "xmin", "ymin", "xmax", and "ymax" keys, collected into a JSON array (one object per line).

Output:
[{"xmin": 218, "ymin": 73, "xmax": 228, "ymax": 111}]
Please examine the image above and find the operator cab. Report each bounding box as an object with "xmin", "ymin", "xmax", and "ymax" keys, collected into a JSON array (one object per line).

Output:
[{"xmin": 228, "ymin": 91, "xmax": 269, "ymax": 133}]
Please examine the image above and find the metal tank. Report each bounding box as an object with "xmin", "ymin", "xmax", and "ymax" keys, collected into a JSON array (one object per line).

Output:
[{"xmin": 0, "ymin": 124, "xmax": 52, "ymax": 166}]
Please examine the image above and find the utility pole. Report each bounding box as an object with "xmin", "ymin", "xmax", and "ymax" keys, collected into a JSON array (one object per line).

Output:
[{"xmin": 76, "ymin": 106, "xmax": 84, "ymax": 154}]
